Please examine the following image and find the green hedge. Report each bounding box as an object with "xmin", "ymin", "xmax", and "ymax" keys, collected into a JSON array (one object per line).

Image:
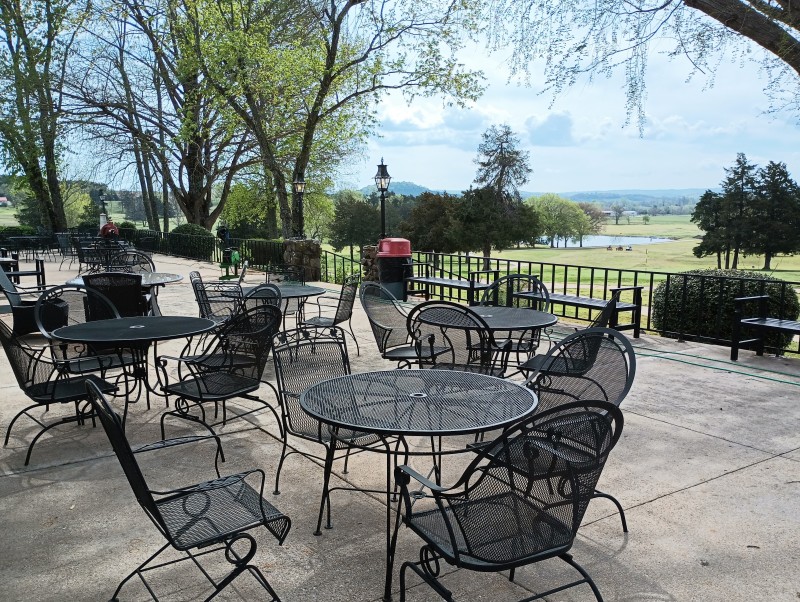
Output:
[
  {"xmin": 652, "ymin": 269, "xmax": 800, "ymax": 350},
  {"xmin": 168, "ymin": 224, "xmax": 215, "ymax": 261}
]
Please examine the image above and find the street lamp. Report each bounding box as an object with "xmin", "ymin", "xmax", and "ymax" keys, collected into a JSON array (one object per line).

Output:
[
  {"xmin": 293, "ymin": 176, "xmax": 306, "ymax": 238},
  {"xmin": 374, "ymin": 158, "xmax": 391, "ymax": 239},
  {"xmin": 99, "ymin": 191, "xmax": 108, "ymax": 227}
]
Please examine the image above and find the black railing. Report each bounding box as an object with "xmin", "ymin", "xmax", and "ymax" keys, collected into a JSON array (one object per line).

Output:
[
  {"xmin": 410, "ymin": 251, "xmax": 800, "ymax": 352},
  {"xmin": 320, "ymin": 251, "xmax": 360, "ymax": 284}
]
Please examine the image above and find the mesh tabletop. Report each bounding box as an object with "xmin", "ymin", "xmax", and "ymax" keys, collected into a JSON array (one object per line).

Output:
[
  {"xmin": 68, "ymin": 272, "xmax": 183, "ymax": 287},
  {"xmin": 466, "ymin": 307, "xmax": 557, "ymax": 331},
  {"xmin": 243, "ymin": 284, "xmax": 325, "ymax": 299},
  {"xmin": 52, "ymin": 316, "xmax": 215, "ymax": 343},
  {"xmin": 301, "ymin": 369, "xmax": 538, "ymax": 436}
]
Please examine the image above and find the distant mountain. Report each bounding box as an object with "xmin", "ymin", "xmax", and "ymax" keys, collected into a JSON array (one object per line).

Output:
[{"xmin": 358, "ymin": 181, "xmax": 431, "ymax": 196}]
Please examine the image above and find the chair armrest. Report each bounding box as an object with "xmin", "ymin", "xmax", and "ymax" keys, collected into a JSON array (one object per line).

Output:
[
  {"xmin": 734, "ymin": 295, "xmax": 770, "ymax": 304},
  {"xmin": 136, "ymin": 430, "xmax": 225, "ymax": 480},
  {"xmin": 151, "ymin": 469, "xmax": 264, "ymax": 499},
  {"xmin": 395, "ymin": 464, "xmax": 448, "ymax": 494}
]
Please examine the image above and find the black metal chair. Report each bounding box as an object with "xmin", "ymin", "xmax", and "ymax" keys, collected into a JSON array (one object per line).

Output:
[
  {"xmin": 396, "ymin": 400, "xmax": 624, "ymax": 602},
  {"xmin": 107, "ymin": 249, "xmax": 156, "ymax": 273},
  {"xmin": 189, "ymin": 271, "xmax": 243, "ymax": 325},
  {"xmin": 406, "ymin": 300, "xmax": 512, "ymax": 377},
  {"xmin": 55, "ymin": 232, "xmax": 77, "ymax": 270},
  {"xmin": 271, "ymin": 327, "xmax": 387, "ymax": 535},
  {"xmin": 301, "ymin": 274, "xmax": 361, "ymax": 355},
  {"xmin": 360, "ymin": 282, "xmax": 428, "ymax": 368},
  {"xmin": 524, "ymin": 326, "xmax": 636, "ymax": 531},
  {"xmin": 266, "ymin": 264, "xmax": 305, "ymax": 284},
  {"xmin": 158, "ymin": 303, "xmax": 282, "ymax": 428},
  {"xmin": 83, "ymin": 272, "xmax": 150, "ymax": 317},
  {"xmin": 84, "ymin": 381, "xmax": 291, "ymax": 601},
  {"xmin": 0, "ymin": 266, "xmax": 45, "ymax": 335},
  {"xmin": 73, "ymin": 238, "xmax": 102, "ymax": 274},
  {"xmin": 0, "ymin": 319, "xmax": 117, "ymax": 465},
  {"xmin": 480, "ymin": 274, "xmax": 552, "ymax": 370},
  {"xmin": 242, "ymin": 282, "xmax": 282, "ymax": 311}
]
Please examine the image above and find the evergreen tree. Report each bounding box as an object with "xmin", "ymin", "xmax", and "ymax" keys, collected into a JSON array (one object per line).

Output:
[
  {"xmin": 474, "ymin": 125, "xmax": 532, "ymax": 200},
  {"xmin": 746, "ymin": 161, "xmax": 800, "ymax": 270},
  {"xmin": 691, "ymin": 190, "xmax": 728, "ymax": 269},
  {"xmin": 720, "ymin": 153, "xmax": 758, "ymax": 269}
]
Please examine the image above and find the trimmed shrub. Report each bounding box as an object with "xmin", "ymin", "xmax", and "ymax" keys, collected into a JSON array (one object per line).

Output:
[
  {"xmin": 117, "ymin": 221, "xmax": 137, "ymax": 231},
  {"xmin": 652, "ymin": 269, "xmax": 800, "ymax": 350},
  {"xmin": 0, "ymin": 225, "xmax": 37, "ymax": 237},
  {"xmin": 168, "ymin": 223, "xmax": 215, "ymax": 261}
]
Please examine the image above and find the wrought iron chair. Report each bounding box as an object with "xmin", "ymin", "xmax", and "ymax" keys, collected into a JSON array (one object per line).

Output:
[
  {"xmin": 524, "ymin": 326, "xmax": 636, "ymax": 531},
  {"xmin": 242, "ymin": 282, "xmax": 282, "ymax": 311},
  {"xmin": 396, "ymin": 400, "xmax": 624, "ymax": 602},
  {"xmin": 238, "ymin": 259, "xmax": 249, "ymax": 284},
  {"xmin": 266, "ymin": 264, "xmax": 305, "ymax": 284},
  {"xmin": 72, "ymin": 238, "xmax": 102, "ymax": 274},
  {"xmin": 158, "ymin": 303, "xmax": 282, "ymax": 428},
  {"xmin": 85, "ymin": 381, "xmax": 291, "ymax": 601},
  {"xmin": 271, "ymin": 327, "xmax": 387, "ymax": 535},
  {"xmin": 406, "ymin": 300, "xmax": 512, "ymax": 377},
  {"xmin": 480, "ymin": 274, "xmax": 552, "ymax": 370},
  {"xmin": 0, "ymin": 319, "xmax": 117, "ymax": 465},
  {"xmin": 55, "ymin": 232, "xmax": 77, "ymax": 270},
  {"xmin": 108, "ymin": 249, "xmax": 156, "ymax": 273},
  {"xmin": 301, "ymin": 274, "xmax": 361, "ymax": 355},
  {"xmin": 82, "ymin": 272, "xmax": 150, "ymax": 317},
  {"xmin": 359, "ymin": 282, "xmax": 425, "ymax": 368},
  {"xmin": 189, "ymin": 271, "xmax": 243, "ymax": 325},
  {"xmin": 0, "ymin": 266, "xmax": 46, "ymax": 335}
]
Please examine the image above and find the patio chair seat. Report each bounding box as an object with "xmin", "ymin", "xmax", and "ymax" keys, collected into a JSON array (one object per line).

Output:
[{"xmin": 163, "ymin": 372, "xmax": 261, "ymax": 403}]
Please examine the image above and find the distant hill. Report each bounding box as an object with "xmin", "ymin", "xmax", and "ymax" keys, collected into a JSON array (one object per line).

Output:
[
  {"xmin": 352, "ymin": 181, "xmax": 707, "ymax": 205},
  {"xmin": 358, "ymin": 181, "xmax": 430, "ymax": 196}
]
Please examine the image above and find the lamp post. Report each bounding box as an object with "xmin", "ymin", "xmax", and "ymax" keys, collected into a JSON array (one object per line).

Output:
[
  {"xmin": 293, "ymin": 176, "xmax": 306, "ymax": 239},
  {"xmin": 99, "ymin": 192, "xmax": 108, "ymax": 227},
  {"xmin": 374, "ymin": 158, "xmax": 391, "ymax": 239}
]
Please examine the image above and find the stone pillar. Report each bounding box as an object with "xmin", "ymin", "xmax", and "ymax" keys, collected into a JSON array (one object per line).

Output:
[
  {"xmin": 283, "ymin": 239, "xmax": 321, "ymax": 281},
  {"xmin": 361, "ymin": 244, "xmax": 378, "ymax": 281}
]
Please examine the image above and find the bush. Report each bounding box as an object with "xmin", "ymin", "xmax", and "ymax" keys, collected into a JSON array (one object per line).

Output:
[
  {"xmin": 168, "ymin": 223, "xmax": 216, "ymax": 261},
  {"xmin": 0, "ymin": 225, "xmax": 37, "ymax": 237},
  {"xmin": 117, "ymin": 221, "xmax": 137, "ymax": 231},
  {"xmin": 652, "ymin": 269, "xmax": 800, "ymax": 350}
]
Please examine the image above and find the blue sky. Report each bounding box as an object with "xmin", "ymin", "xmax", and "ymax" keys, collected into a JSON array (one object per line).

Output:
[{"xmin": 339, "ymin": 42, "xmax": 800, "ymax": 194}]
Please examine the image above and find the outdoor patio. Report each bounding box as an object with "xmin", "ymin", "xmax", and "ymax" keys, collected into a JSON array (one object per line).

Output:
[{"xmin": 1, "ymin": 252, "xmax": 798, "ymax": 601}]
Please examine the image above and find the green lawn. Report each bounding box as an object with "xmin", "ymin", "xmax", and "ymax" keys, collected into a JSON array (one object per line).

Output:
[{"xmin": 0, "ymin": 207, "xmax": 19, "ymax": 226}]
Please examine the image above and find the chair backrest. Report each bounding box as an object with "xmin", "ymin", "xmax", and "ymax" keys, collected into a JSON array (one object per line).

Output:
[
  {"xmin": 237, "ymin": 260, "xmax": 249, "ymax": 284},
  {"xmin": 243, "ymin": 282, "xmax": 282, "ymax": 311},
  {"xmin": 359, "ymin": 281, "xmax": 410, "ymax": 354},
  {"xmin": 588, "ymin": 296, "xmax": 617, "ymax": 329},
  {"xmin": 0, "ymin": 319, "xmax": 55, "ymax": 393},
  {"xmin": 331, "ymin": 274, "xmax": 360, "ymax": 325},
  {"xmin": 267, "ymin": 264, "xmax": 305, "ymax": 284},
  {"xmin": 445, "ymin": 400, "xmax": 623, "ymax": 563},
  {"xmin": 108, "ymin": 250, "xmax": 156, "ymax": 273},
  {"xmin": 0, "ymin": 267, "xmax": 21, "ymax": 306},
  {"xmin": 526, "ymin": 327, "xmax": 636, "ymax": 414},
  {"xmin": 83, "ymin": 272, "xmax": 146, "ymax": 317},
  {"xmin": 35, "ymin": 285, "xmax": 121, "ymax": 338},
  {"xmin": 406, "ymin": 300, "xmax": 508, "ymax": 374},
  {"xmin": 191, "ymin": 276, "xmax": 242, "ymax": 323},
  {"xmin": 56, "ymin": 232, "xmax": 75, "ymax": 255},
  {"xmin": 85, "ymin": 381, "xmax": 166, "ymax": 531},
  {"xmin": 215, "ymin": 303, "xmax": 282, "ymax": 381},
  {"xmin": 272, "ymin": 327, "xmax": 350, "ymax": 436},
  {"xmin": 481, "ymin": 274, "xmax": 551, "ymax": 312}
]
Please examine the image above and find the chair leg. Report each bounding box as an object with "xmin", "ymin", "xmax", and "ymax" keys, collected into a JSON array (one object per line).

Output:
[
  {"xmin": 110, "ymin": 541, "xmax": 171, "ymax": 601},
  {"xmin": 273, "ymin": 438, "xmax": 290, "ymax": 495},
  {"xmin": 314, "ymin": 442, "xmax": 337, "ymax": 535},
  {"xmin": 592, "ymin": 489, "xmax": 628, "ymax": 532}
]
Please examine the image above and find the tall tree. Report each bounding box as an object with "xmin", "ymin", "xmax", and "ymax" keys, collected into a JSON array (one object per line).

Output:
[
  {"xmin": 399, "ymin": 192, "xmax": 463, "ymax": 254},
  {"xmin": 474, "ymin": 124, "xmax": 531, "ymax": 200},
  {"xmin": 196, "ymin": 0, "xmax": 484, "ymax": 238},
  {"xmin": 0, "ymin": 0, "xmax": 85, "ymax": 230},
  {"xmin": 484, "ymin": 0, "xmax": 800, "ymax": 126},
  {"xmin": 691, "ymin": 190, "xmax": 728, "ymax": 269},
  {"xmin": 329, "ymin": 192, "xmax": 380, "ymax": 258},
  {"xmin": 527, "ymin": 193, "xmax": 586, "ymax": 247},
  {"xmin": 746, "ymin": 161, "xmax": 800, "ymax": 269},
  {"xmin": 720, "ymin": 153, "xmax": 758, "ymax": 269}
]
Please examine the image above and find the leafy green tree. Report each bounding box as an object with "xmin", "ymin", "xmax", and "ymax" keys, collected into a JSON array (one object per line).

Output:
[
  {"xmin": 528, "ymin": 194, "xmax": 585, "ymax": 247},
  {"xmin": 457, "ymin": 187, "xmax": 538, "ymax": 268},
  {"xmin": 399, "ymin": 193, "xmax": 463, "ymax": 254},
  {"xmin": 642, "ymin": 215, "xmax": 651, "ymax": 225},
  {"xmin": 610, "ymin": 203, "xmax": 625, "ymax": 226},
  {"xmin": 329, "ymin": 194, "xmax": 380, "ymax": 258},
  {"xmin": 692, "ymin": 190, "xmax": 729, "ymax": 269},
  {"xmin": 304, "ymin": 192, "xmax": 335, "ymax": 241},
  {"xmin": 720, "ymin": 153, "xmax": 758, "ymax": 269},
  {"xmin": 474, "ymin": 124, "xmax": 531, "ymax": 200},
  {"xmin": 484, "ymin": 0, "xmax": 800, "ymax": 127},
  {"xmin": 746, "ymin": 161, "xmax": 800, "ymax": 269},
  {"xmin": 0, "ymin": 0, "xmax": 85, "ymax": 230},
  {"xmin": 577, "ymin": 202, "xmax": 606, "ymax": 233}
]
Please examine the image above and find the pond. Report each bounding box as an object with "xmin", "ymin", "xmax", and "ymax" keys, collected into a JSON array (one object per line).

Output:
[{"xmin": 555, "ymin": 234, "xmax": 674, "ymax": 248}]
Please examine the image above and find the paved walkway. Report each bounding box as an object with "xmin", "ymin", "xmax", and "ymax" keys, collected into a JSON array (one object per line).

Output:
[{"xmin": 0, "ymin": 253, "xmax": 798, "ymax": 601}]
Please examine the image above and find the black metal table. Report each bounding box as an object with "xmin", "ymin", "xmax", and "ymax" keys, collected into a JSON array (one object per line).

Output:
[
  {"xmin": 242, "ymin": 282, "xmax": 326, "ymax": 300},
  {"xmin": 469, "ymin": 306, "xmax": 557, "ymax": 332},
  {"xmin": 52, "ymin": 316, "xmax": 216, "ymax": 411},
  {"xmin": 67, "ymin": 272, "xmax": 183, "ymax": 287},
  {"xmin": 301, "ymin": 369, "xmax": 538, "ymax": 601}
]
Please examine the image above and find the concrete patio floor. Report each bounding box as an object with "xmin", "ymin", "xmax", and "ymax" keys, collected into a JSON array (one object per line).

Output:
[{"xmin": 1, "ymin": 252, "xmax": 798, "ymax": 601}]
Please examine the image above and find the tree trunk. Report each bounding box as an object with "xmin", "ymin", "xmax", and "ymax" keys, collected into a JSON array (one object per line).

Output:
[
  {"xmin": 482, "ymin": 244, "xmax": 491, "ymax": 270},
  {"xmin": 763, "ymin": 251, "xmax": 772, "ymax": 270}
]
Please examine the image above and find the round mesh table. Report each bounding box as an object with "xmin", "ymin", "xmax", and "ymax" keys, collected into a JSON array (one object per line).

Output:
[
  {"xmin": 301, "ymin": 368, "xmax": 537, "ymax": 602},
  {"xmin": 302, "ymin": 369, "xmax": 537, "ymax": 436}
]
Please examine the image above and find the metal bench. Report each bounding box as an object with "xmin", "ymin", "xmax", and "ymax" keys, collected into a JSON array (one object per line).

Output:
[
  {"xmin": 536, "ymin": 286, "xmax": 643, "ymax": 337},
  {"xmin": 405, "ymin": 267, "xmax": 498, "ymax": 305},
  {"xmin": 731, "ymin": 295, "xmax": 800, "ymax": 360}
]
